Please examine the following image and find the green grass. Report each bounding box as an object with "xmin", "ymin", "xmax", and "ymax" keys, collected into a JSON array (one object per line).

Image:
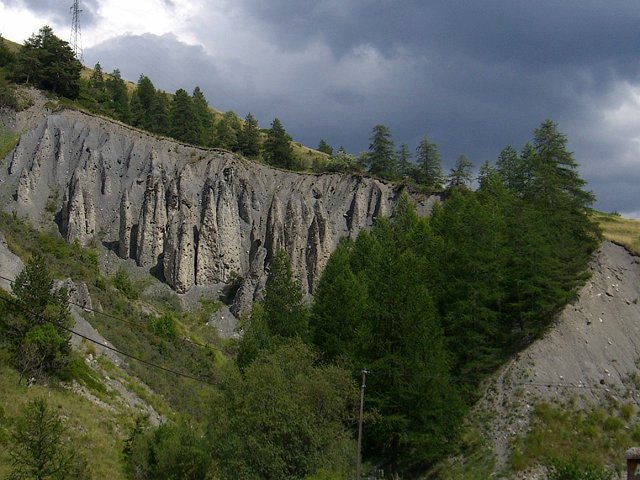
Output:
[
  {"xmin": 429, "ymin": 424, "xmax": 497, "ymax": 479},
  {"xmin": 0, "ymin": 353, "xmax": 134, "ymax": 480},
  {"xmin": 0, "ymin": 127, "xmax": 20, "ymax": 161},
  {"xmin": 509, "ymin": 400, "xmax": 632, "ymax": 476},
  {"xmin": 0, "ymin": 210, "xmax": 224, "ymax": 419},
  {"xmin": 593, "ymin": 211, "xmax": 640, "ymax": 256}
]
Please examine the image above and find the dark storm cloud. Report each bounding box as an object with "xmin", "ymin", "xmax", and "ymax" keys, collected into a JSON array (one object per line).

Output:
[
  {"xmin": 86, "ymin": 1, "xmax": 640, "ymax": 214},
  {"xmin": 3, "ymin": 0, "xmax": 100, "ymax": 27}
]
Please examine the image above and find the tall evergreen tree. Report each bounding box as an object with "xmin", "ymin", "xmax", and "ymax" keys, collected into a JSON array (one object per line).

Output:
[
  {"xmin": 263, "ymin": 250, "xmax": 308, "ymax": 340},
  {"xmin": 264, "ymin": 118, "xmax": 296, "ymax": 169},
  {"xmin": 88, "ymin": 62, "xmax": 105, "ymax": 92},
  {"xmin": 213, "ymin": 111, "xmax": 242, "ymax": 151},
  {"xmin": 4, "ymin": 254, "xmax": 72, "ymax": 380},
  {"xmin": 446, "ymin": 155, "xmax": 473, "ymax": 191},
  {"xmin": 152, "ymin": 91, "xmax": 171, "ymax": 135},
  {"xmin": 496, "ymin": 144, "xmax": 525, "ymax": 192},
  {"xmin": 237, "ymin": 112, "xmax": 261, "ymax": 157},
  {"xmin": 415, "ymin": 135, "xmax": 443, "ymax": 189},
  {"xmin": 395, "ymin": 143, "xmax": 412, "ymax": 178},
  {"xmin": 105, "ymin": 69, "xmax": 130, "ymax": 123},
  {"xmin": 191, "ymin": 86, "xmax": 213, "ymax": 146},
  {"xmin": 130, "ymin": 74, "xmax": 158, "ymax": 130},
  {"xmin": 367, "ymin": 124, "xmax": 396, "ymax": 179},
  {"xmin": 170, "ymin": 88, "xmax": 199, "ymax": 144}
]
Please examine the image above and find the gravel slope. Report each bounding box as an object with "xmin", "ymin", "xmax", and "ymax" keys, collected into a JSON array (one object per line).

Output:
[{"xmin": 479, "ymin": 240, "xmax": 640, "ymax": 475}]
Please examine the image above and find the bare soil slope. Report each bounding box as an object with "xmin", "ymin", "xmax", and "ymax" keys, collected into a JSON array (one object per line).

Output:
[{"xmin": 480, "ymin": 241, "xmax": 640, "ymax": 472}]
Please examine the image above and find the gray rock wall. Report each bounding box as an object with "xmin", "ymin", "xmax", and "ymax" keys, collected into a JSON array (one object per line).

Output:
[{"xmin": 0, "ymin": 109, "xmax": 438, "ymax": 313}]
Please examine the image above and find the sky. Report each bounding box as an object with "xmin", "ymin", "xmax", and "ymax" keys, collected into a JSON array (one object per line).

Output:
[{"xmin": 1, "ymin": 0, "xmax": 639, "ymax": 217}]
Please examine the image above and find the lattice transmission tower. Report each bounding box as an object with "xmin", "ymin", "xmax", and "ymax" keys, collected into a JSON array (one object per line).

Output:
[{"xmin": 70, "ymin": 0, "xmax": 83, "ymax": 60}]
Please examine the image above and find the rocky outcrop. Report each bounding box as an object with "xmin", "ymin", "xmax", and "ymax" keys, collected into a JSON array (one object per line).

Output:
[{"xmin": 0, "ymin": 108, "xmax": 439, "ymax": 313}]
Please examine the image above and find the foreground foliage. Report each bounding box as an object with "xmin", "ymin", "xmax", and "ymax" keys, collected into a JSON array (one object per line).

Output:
[
  {"xmin": 0, "ymin": 254, "xmax": 73, "ymax": 381},
  {"xmin": 8, "ymin": 398, "xmax": 88, "ymax": 480}
]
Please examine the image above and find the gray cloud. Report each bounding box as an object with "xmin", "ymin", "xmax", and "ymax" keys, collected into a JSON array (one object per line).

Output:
[
  {"xmin": 83, "ymin": 1, "xmax": 640, "ymax": 215},
  {"xmin": 3, "ymin": 0, "xmax": 100, "ymax": 28}
]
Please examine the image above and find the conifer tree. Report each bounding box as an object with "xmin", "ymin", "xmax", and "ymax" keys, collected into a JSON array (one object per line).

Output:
[
  {"xmin": 317, "ymin": 139, "xmax": 333, "ymax": 156},
  {"xmin": 264, "ymin": 118, "xmax": 296, "ymax": 169},
  {"xmin": 170, "ymin": 88, "xmax": 199, "ymax": 144},
  {"xmin": 446, "ymin": 155, "xmax": 473, "ymax": 191},
  {"xmin": 263, "ymin": 250, "xmax": 308, "ymax": 340},
  {"xmin": 88, "ymin": 62, "xmax": 105, "ymax": 94},
  {"xmin": 395, "ymin": 143, "xmax": 412, "ymax": 178},
  {"xmin": 12, "ymin": 26, "xmax": 82, "ymax": 99},
  {"xmin": 9, "ymin": 398, "xmax": 87, "ymax": 479},
  {"xmin": 213, "ymin": 111, "xmax": 242, "ymax": 151},
  {"xmin": 415, "ymin": 136, "xmax": 443, "ymax": 189},
  {"xmin": 6, "ymin": 253, "xmax": 72, "ymax": 380},
  {"xmin": 367, "ymin": 124, "xmax": 396, "ymax": 179},
  {"xmin": 237, "ymin": 112, "xmax": 261, "ymax": 157},
  {"xmin": 496, "ymin": 144, "xmax": 524, "ymax": 192},
  {"xmin": 130, "ymin": 75, "xmax": 157, "ymax": 130},
  {"xmin": 105, "ymin": 69, "xmax": 130, "ymax": 123},
  {"xmin": 191, "ymin": 86, "xmax": 213, "ymax": 146}
]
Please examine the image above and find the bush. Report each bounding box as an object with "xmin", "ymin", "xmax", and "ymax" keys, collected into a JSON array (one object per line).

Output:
[
  {"xmin": 112, "ymin": 267, "xmax": 138, "ymax": 300},
  {"xmin": 150, "ymin": 313, "xmax": 179, "ymax": 342},
  {"xmin": 548, "ymin": 458, "xmax": 611, "ymax": 480},
  {"xmin": 9, "ymin": 398, "xmax": 89, "ymax": 480},
  {"xmin": 124, "ymin": 420, "xmax": 212, "ymax": 480}
]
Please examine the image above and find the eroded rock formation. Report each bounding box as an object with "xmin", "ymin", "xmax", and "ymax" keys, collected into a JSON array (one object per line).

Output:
[{"xmin": 0, "ymin": 108, "xmax": 439, "ymax": 313}]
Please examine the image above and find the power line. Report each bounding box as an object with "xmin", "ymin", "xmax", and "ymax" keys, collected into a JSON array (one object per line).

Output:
[
  {"xmin": 0, "ymin": 294, "xmax": 219, "ymax": 386},
  {"xmin": 0, "ymin": 273, "xmax": 226, "ymax": 353}
]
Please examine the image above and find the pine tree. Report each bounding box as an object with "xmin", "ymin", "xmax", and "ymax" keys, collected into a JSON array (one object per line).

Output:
[
  {"xmin": 395, "ymin": 143, "xmax": 412, "ymax": 178},
  {"xmin": 151, "ymin": 90, "xmax": 171, "ymax": 135},
  {"xmin": 264, "ymin": 118, "xmax": 296, "ymax": 169},
  {"xmin": 213, "ymin": 111, "xmax": 242, "ymax": 151},
  {"xmin": 8, "ymin": 253, "xmax": 72, "ymax": 380},
  {"xmin": 496, "ymin": 144, "xmax": 524, "ymax": 192},
  {"xmin": 317, "ymin": 139, "xmax": 333, "ymax": 156},
  {"xmin": 170, "ymin": 88, "xmax": 199, "ymax": 144},
  {"xmin": 88, "ymin": 62, "xmax": 105, "ymax": 92},
  {"xmin": 367, "ymin": 124, "xmax": 396, "ymax": 179},
  {"xmin": 12, "ymin": 26, "xmax": 82, "ymax": 99},
  {"xmin": 237, "ymin": 112, "xmax": 261, "ymax": 157},
  {"xmin": 191, "ymin": 86, "xmax": 213, "ymax": 146},
  {"xmin": 415, "ymin": 136, "xmax": 443, "ymax": 189},
  {"xmin": 105, "ymin": 69, "xmax": 130, "ymax": 123},
  {"xmin": 263, "ymin": 250, "xmax": 308, "ymax": 339},
  {"xmin": 9, "ymin": 398, "xmax": 87, "ymax": 480},
  {"xmin": 310, "ymin": 240, "xmax": 368, "ymax": 363},
  {"xmin": 131, "ymin": 75, "xmax": 154, "ymax": 129},
  {"xmin": 446, "ymin": 155, "xmax": 473, "ymax": 191}
]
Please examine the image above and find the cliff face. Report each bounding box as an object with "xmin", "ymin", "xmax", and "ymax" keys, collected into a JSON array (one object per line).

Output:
[{"xmin": 0, "ymin": 107, "xmax": 438, "ymax": 312}]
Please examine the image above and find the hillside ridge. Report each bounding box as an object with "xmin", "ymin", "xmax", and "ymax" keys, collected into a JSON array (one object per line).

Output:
[{"xmin": 0, "ymin": 89, "xmax": 438, "ymax": 322}]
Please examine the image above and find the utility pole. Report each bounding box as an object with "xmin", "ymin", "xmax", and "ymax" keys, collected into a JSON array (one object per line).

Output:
[
  {"xmin": 356, "ymin": 368, "xmax": 368, "ymax": 480},
  {"xmin": 70, "ymin": 0, "xmax": 83, "ymax": 60}
]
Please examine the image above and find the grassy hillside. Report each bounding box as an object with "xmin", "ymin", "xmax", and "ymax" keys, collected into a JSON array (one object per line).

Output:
[
  {"xmin": 0, "ymin": 352, "xmax": 146, "ymax": 480},
  {"xmin": 593, "ymin": 211, "xmax": 640, "ymax": 256}
]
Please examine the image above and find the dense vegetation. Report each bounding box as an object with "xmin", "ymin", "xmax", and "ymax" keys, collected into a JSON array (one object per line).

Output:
[{"xmin": 234, "ymin": 120, "xmax": 599, "ymax": 476}]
